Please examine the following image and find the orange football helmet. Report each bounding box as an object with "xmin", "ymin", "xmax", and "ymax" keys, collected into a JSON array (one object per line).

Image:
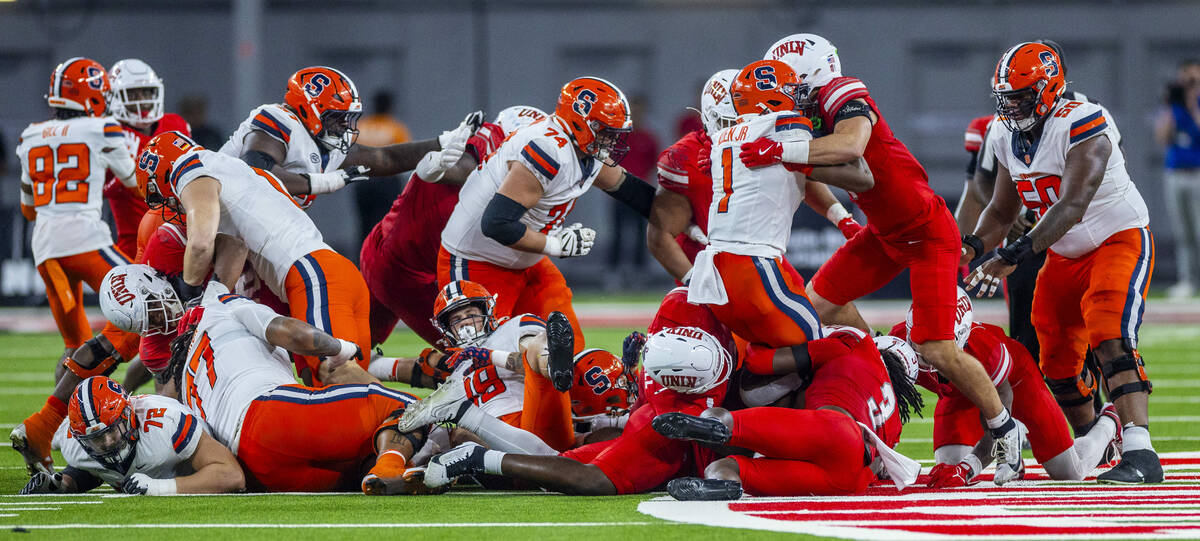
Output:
[
  {"xmin": 137, "ymin": 131, "xmax": 202, "ymax": 220},
  {"xmin": 46, "ymin": 57, "xmax": 109, "ymax": 117},
  {"xmin": 731, "ymin": 60, "xmax": 804, "ymax": 116},
  {"xmin": 992, "ymin": 42, "xmax": 1066, "ymax": 132},
  {"xmin": 569, "ymin": 349, "xmax": 635, "ymax": 418},
  {"xmin": 554, "ymin": 77, "xmax": 632, "ymax": 164},
  {"xmin": 284, "ymin": 66, "xmax": 362, "ymax": 153},
  {"xmin": 432, "ymin": 280, "xmax": 498, "ymax": 348},
  {"xmin": 68, "ymin": 376, "xmax": 139, "ymax": 471}
]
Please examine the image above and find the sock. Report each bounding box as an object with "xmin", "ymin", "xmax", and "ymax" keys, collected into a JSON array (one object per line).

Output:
[
  {"xmin": 482, "ymin": 449, "xmax": 506, "ymax": 475},
  {"xmin": 457, "ymin": 404, "xmax": 557, "ymax": 455},
  {"xmin": 369, "ymin": 449, "xmax": 407, "ymax": 476},
  {"xmin": 368, "ymin": 357, "xmax": 400, "ymax": 381},
  {"xmin": 1122, "ymin": 424, "xmax": 1154, "ymax": 453},
  {"xmin": 986, "ymin": 409, "xmax": 1013, "ymax": 432}
]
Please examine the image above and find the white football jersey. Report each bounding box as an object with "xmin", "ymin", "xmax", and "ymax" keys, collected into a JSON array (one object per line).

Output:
[
  {"xmin": 219, "ymin": 103, "xmax": 347, "ymax": 175},
  {"xmin": 173, "ymin": 149, "xmax": 331, "ymax": 297},
  {"xmin": 442, "ymin": 116, "xmax": 603, "ymax": 269},
  {"xmin": 707, "ymin": 112, "xmax": 813, "ymax": 254},
  {"xmin": 179, "ymin": 284, "xmax": 295, "ymax": 452},
  {"xmin": 15, "ymin": 116, "xmax": 137, "ymax": 264},
  {"xmin": 456, "ymin": 314, "xmax": 547, "ymax": 419},
  {"xmin": 989, "ymin": 100, "xmax": 1149, "ymax": 258},
  {"xmin": 54, "ymin": 394, "xmax": 206, "ymax": 488}
]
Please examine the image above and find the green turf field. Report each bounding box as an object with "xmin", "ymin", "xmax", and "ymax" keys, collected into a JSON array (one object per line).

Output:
[{"xmin": 0, "ymin": 323, "xmax": 1197, "ymax": 539}]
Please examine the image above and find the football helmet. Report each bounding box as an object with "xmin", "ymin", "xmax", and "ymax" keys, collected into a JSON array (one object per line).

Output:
[
  {"xmin": 67, "ymin": 377, "xmax": 139, "ymax": 472},
  {"xmin": 699, "ymin": 69, "xmax": 738, "ymax": 134},
  {"xmin": 493, "ymin": 105, "xmax": 548, "ymax": 135},
  {"xmin": 46, "ymin": 57, "xmax": 109, "ymax": 117},
  {"xmin": 137, "ymin": 131, "xmax": 201, "ymax": 218},
  {"xmin": 731, "ymin": 60, "xmax": 804, "ymax": 116},
  {"xmin": 643, "ymin": 326, "xmax": 733, "ymax": 394},
  {"xmin": 906, "ymin": 286, "xmax": 974, "ymax": 355},
  {"xmin": 108, "ymin": 59, "xmax": 164, "ymax": 129},
  {"xmin": 992, "ymin": 42, "xmax": 1066, "ymax": 132},
  {"xmin": 100, "ymin": 264, "xmax": 183, "ymax": 337},
  {"xmin": 284, "ymin": 66, "xmax": 362, "ymax": 153},
  {"xmin": 873, "ymin": 335, "xmax": 920, "ymax": 383},
  {"xmin": 569, "ymin": 349, "xmax": 635, "ymax": 418},
  {"xmin": 764, "ymin": 33, "xmax": 842, "ymax": 89},
  {"xmin": 432, "ymin": 281, "xmax": 498, "ymax": 348},
  {"xmin": 554, "ymin": 77, "xmax": 632, "ymax": 164}
]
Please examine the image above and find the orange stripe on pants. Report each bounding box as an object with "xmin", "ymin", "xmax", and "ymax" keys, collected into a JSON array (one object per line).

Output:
[
  {"xmin": 36, "ymin": 246, "xmax": 132, "ymax": 349},
  {"xmin": 283, "ymin": 249, "xmax": 372, "ymax": 385}
]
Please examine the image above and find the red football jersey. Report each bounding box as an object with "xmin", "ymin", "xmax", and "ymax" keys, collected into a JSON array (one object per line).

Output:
[
  {"xmin": 889, "ymin": 321, "xmax": 1014, "ymax": 397},
  {"xmin": 964, "ymin": 115, "xmax": 994, "ymax": 153},
  {"xmin": 637, "ymin": 287, "xmax": 734, "ymax": 413},
  {"xmin": 814, "ymin": 77, "xmax": 938, "ymax": 235},
  {"xmin": 805, "ymin": 326, "xmax": 903, "ymax": 448},
  {"xmin": 137, "ymin": 221, "xmax": 189, "ymax": 372},
  {"xmin": 656, "ymin": 130, "xmax": 712, "ymax": 263}
]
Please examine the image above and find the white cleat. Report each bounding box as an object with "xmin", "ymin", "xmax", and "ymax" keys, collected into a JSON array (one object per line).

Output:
[
  {"xmin": 991, "ymin": 420, "xmax": 1025, "ymax": 486},
  {"xmin": 424, "ymin": 442, "xmax": 486, "ymax": 488},
  {"xmin": 397, "ymin": 376, "xmax": 468, "ymax": 432}
]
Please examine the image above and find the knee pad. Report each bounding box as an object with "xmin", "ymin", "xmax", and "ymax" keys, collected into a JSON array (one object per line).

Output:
[
  {"xmin": 64, "ymin": 337, "xmax": 123, "ymax": 379},
  {"xmin": 1045, "ymin": 371, "xmax": 1098, "ymax": 409},
  {"xmin": 1101, "ymin": 352, "xmax": 1152, "ymax": 401}
]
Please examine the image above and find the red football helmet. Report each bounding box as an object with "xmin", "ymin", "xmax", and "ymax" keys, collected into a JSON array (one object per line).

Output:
[
  {"xmin": 992, "ymin": 42, "xmax": 1066, "ymax": 132},
  {"xmin": 569, "ymin": 349, "xmax": 635, "ymax": 418},
  {"xmin": 284, "ymin": 66, "xmax": 362, "ymax": 153},
  {"xmin": 46, "ymin": 57, "xmax": 109, "ymax": 117},
  {"xmin": 137, "ymin": 131, "xmax": 202, "ymax": 221},
  {"xmin": 432, "ymin": 280, "xmax": 498, "ymax": 348},
  {"xmin": 731, "ymin": 60, "xmax": 804, "ymax": 116},
  {"xmin": 554, "ymin": 77, "xmax": 632, "ymax": 164},
  {"xmin": 68, "ymin": 376, "xmax": 139, "ymax": 471}
]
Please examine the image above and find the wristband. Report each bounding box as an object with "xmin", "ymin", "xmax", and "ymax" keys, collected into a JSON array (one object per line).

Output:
[
  {"xmin": 490, "ymin": 350, "xmax": 515, "ymax": 367},
  {"xmin": 147, "ymin": 478, "xmax": 178, "ymax": 496},
  {"xmin": 781, "ymin": 140, "xmax": 810, "ymax": 164},
  {"xmin": 542, "ymin": 235, "xmax": 563, "ymax": 257},
  {"xmin": 414, "ymin": 151, "xmax": 447, "ymax": 183},
  {"xmin": 826, "ymin": 203, "xmax": 852, "ymax": 224},
  {"xmin": 304, "ymin": 171, "xmax": 346, "ymax": 195},
  {"xmin": 995, "ymin": 234, "xmax": 1034, "ymax": 265},
  {"xmin": 681, "ymin": 267, "xmax": 694, "ymax": 286},
  {"xmin": 962, "ymin": 234, "xmax": 985, "ymax": 262},
  {"xmin": 332, "ymin": 339, "xmax": 358, "ymax": 363}
]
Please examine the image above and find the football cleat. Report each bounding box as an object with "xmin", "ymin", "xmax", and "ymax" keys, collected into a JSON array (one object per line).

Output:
[
  {"xmin": 1098, "ymin": 449, "xmax": 1163, "ymax": 485},
  {"xmin": 651, "ymin": 412, "xmax": 732, "ymax": 445},
  {"xmin": 396, "ymin": 376, "xmax": 468, "ymax": 433},
  {"xmin": 990, "ymin": 417, "xmax": 1024, "ymax": 486},
  {"xmin": 667, "ymin": 478, "xmax": 743, "ymax": 501},
  {"xmin": 424, "ymin": 442, "xmax": 486, "ymax": 488},
  {"xmin": 546, "ymin": 311, "xmax": 575, "ymax": 392},
  {"xmin": 11, "ymin": 418, "xmax": 57, "ymax": 476}
]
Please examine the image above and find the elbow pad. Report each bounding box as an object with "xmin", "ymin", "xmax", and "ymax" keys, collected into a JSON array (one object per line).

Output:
[
  {"xmin": 481, "ymin": 194, "xmax": 528, "ymax": 246},
  {"xmin": 241, "ymin": 150, "xmax": 278, "ymax": 171},
  {"xmin": 606, "ymin": 172, "xmax": 655, "ymax": 219}
]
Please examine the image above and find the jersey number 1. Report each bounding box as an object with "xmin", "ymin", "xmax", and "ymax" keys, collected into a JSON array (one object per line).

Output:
[
  {"xmin": 27, "ymin": 144, "xmax": 91, "ymax": 206},
  {"xmin": 717, "ymin": 147, "xmax": 733, "ymax": 213}
]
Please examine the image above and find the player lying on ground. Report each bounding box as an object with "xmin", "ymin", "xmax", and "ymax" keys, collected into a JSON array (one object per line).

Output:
[
  {"xmin": 21, "ymin": 376, "xmax": 244, "ymax": 496},
  {"xmin": 889, "ymin": 289, "xmax": 1120, "ymax": 486}
]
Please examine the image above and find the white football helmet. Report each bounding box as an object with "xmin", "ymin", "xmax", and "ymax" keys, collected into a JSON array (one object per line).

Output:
[
  {"xmin": 905, "ymin": 286, "xmax": 974, "ymax": 355},
  {"xmin": 874, "ymin": 335, "xmax": 920, "ymax": 383},
  {"xmin": 642, "ymin": 326, "xmax": 733, "ymax": 394},
  {"xmin": 108, "ymin": 59, "xmax": 164, "ymax": 129},
  {"xmin": 100, "ymin": 264, "xmax": 182, "ymax": 336},
  {"xmin": 493, "ymin": 105, "xmax": 548, "ymax": 135},
  {"xmin": 699, "ymin": 69, "xmax": 738, "ymax": 134},
  {"xmin": 764, "ymin": 33, "xmax": 842, "ymax": 89}
]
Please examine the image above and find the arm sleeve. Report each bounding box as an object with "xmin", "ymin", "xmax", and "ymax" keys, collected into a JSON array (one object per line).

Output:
[
  {"xmin": 223, "ymin": 295, "xmax": 283, "ymax": 342},
  {"xmin": 480, "ymin": 193, "xmax": 529, "ymax": 246}
]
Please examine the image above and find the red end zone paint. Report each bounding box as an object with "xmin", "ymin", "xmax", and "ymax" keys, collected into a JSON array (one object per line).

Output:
[{"xmin": 638, "ymin": 452, "xmax": 1200, "ymax": 540}]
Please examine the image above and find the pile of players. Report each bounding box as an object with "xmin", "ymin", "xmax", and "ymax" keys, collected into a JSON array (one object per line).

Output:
[{"xmin": 13, "ymin": 31, "xmax": 1160, "ymax": 500}]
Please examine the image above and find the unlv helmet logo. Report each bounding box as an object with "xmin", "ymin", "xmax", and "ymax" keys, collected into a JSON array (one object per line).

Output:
[
  {"xmin": 303, "ymin": 73, "xmax": 332, "ymax": 98},
  {"xmin": 1038, "ymin": 51, "xmax": 1060, "ymax": 77},
  {"xmin": 753, "ymin": 65, "xmax": 778, "ymax": 90},
  {"xmin": 85, "ymin": 66, "xmax": 105, "ymax": 90},
  {"xmin": 572, "ymin": 89, "xmax": 597, "ymax": 116},
  {"xmin": 705, "ymin": 79, "xmax": 728, "ymax": 104},
  {"xmin": 108, "ymin": 273, "xmax": 135, "ymax": 306}
]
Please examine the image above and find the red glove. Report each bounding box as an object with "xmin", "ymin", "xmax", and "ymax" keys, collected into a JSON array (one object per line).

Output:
[
  {"xmin": 443, "ymin": 347, "xmax": 493, "ymax": 374},
  {"xmin": 739, "ymin": 137, "xmax": 783, "ymax": 168},
  {"xmin": 926, "ymin": 462, "xmax": 978, "ymax": 488},
  {"xmin": 837, "ymin": 217, "xmax": 864, "ymax": 240},
  {"xmin": 177, "ymin": 305, "xmax": 205, "ymax": 333},
  {"xmin": 696, "ymin": 137, "xmax": 713, "ymax": 177}
]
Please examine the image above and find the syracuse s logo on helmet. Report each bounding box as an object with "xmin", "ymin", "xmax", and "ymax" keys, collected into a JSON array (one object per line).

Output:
[
  {"xmin": 303, "ymin": 73, "xmax": 332, "ymax": 98},
  {"xmin": 753, "ymin": 65, "xmax": 778, "ymax": 90},
  {"xmin": 86, "ymin": 66, "xmax": 106, "ymax": 90},
  {"xmin": 583, "ymin": 365, "xmax": 612, "ymax": 394},
  {"xmin": 1038, "ymin": 51, "xmax": 1060, "ymax": 77},
  {"xmin": 572, "ymin": 89, "xmax": 597, "ymax": 116}
]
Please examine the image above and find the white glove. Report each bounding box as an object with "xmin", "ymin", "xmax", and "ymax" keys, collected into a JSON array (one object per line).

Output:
[
  {"xmin": 684, "ymin": 224, "xmax": 708, "ymax": 245},
  {"xmin": 438, "ymin": 111, "xmax": 485, "ymax": 150},
  {"xmin": 122, "ymin": 473, "xmax": 177, "ymax": 496},
  {"xmin": 322, "ymin": 338, "xmax": 363, "ymax": 369},
  {"xmin": 414, "ymin": 139, "xmax": 466, "ymax": 183},
  {"xmin": 304, "ymin": 165, "xmax": 371, "ymax": 195},
  {"xmin": 542, "ymin": 223, "xmax": 596, "ymax": 258}
]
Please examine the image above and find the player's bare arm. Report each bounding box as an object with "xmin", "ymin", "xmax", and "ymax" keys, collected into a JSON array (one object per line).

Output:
[
  {"xmin": 484, "ymin": 162, "xmax": 550, "ymax": 254},
  {"xmin": 18, "ymin": 182, "xmax": 36, "ymax": 221},
  {"xmin": 1027, "ymin": 134, "xmax": 1111, "ymax": 253},
  {"xmin": 344, "ymin": 138, "xmax": 440, "ymax": 176},
  {"xmin": 263, "ymin": 316, "xmax": 353, "ymax": 359},
  {"xmin": 434, "ymin": 151, "xmax": 481, "ymax": 186},
  {"xmin": 178, "ymin": 176, "xmax": 222, "ymax": 286},
  {"xmin": 647, "ymin": 187, "xmax": 696, "ymax": 282},
  {"xmin": 210, "ymin": 234, "xmax": 247, "ymax": 290},
  {"xmin": 805, "ymin": 103, "xmax": 876, "ymax": 164},
  {"xmin": 807, "ymin": 159, "xmax": 875, "ymax": 194},
  {"xmin": 240, "ymin": 131, "xmax": 311, "ymax": 195},
  {"xmin": 955, "ymin": 165, "xmax": 995, "ymax": 236},
  {"xmin": 963, "ymin": 163, "xmax": 1023, "ymax": 264},
  {"xmin": 172, "ymin": 432, "xmax": 245, "ymax": 494}
]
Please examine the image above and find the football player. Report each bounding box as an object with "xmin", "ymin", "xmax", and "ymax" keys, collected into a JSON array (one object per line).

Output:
[
  {"xmin": 21, "ymin": 376, "xmax": 244, "ymax": 496},
  {"xmin": 360, "ymin": 106, "xmax": 545, "ymax": 350},
  {"xmin": 749, "ymin": 34, "xmax": 1025, "ymax": 481},
  {"xmin": 438, "ymin": 77, "xmax": 658, "ymax": 371},
  {"xmin": 220, "ymin": 66, "xmax": 479, "ymax": 206},
  {"xmin": 964, "ymin": 43, "xmax": 1158, "ymax": 483},
  {"xmin": 137, "ymin": 131, "xmax": 371, "ymax": 386},
  {"xmin": 567, "ymin": 349, "xmax": 636, "ymax": 444},
  {"xmin": 103, "ymin": 59, "xmax": 193, "ymax": 258}
]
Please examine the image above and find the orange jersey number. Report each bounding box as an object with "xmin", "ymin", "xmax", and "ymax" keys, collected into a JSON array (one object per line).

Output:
[
  {"xmin": 539, "ymin": 200, "xmax": 576, "ymax": 234},
  {"xmin": 464, "ymin": 365, "xmax": 507, "ymax": 406},
  {"xmin": 183, "ymin": 332, "xmax": 217, "ymax": 420},
  {"xmin": 1015, "ymin": 175, "xmax": 1062, "ymax": 218},
  {"xmin": 27, "ymin": 143, "xmax": 91, "ymax": 207},
  {"xmin": 143, "ymin": 408, "xmax": 168, "ymax": 432},
  {"xmin": 717, "ymin": 147, "xmax": 734, "ymax": 213}
]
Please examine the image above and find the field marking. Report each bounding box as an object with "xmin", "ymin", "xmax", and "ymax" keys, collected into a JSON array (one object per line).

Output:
[
  {"xmin": 0, "ymin": 373, "xmax": 56, "ymax": 383},
  {"xmin": 0, "ymin": 389, "xmax": 50, "ymax": 396},
  {"xmin": 0, "ymin": 501, "xmax": 101, "ymax": 505},
  {"xmin": 899, "ymin": 436, "xmax": 1200, "ymax": 443},
  {"xmin": 1145, "ymin": 396, "xmax": 1200, "ymax": 404},
  {"xmin": 1, "ymin": 507, "xmax": 60, "ymax": 511},
  {"xmin": 2, "ymin": 522, "xmax": 666, "ymax": 530},
  {"xmin": 1146, "ymin": 379, "xmax": 1200, "ymax": 388}
]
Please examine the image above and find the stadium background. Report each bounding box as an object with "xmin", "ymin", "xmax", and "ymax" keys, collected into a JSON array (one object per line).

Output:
[{"xmin": 0, "ymin": 0, "xmax": 1197, "ymax": 301}]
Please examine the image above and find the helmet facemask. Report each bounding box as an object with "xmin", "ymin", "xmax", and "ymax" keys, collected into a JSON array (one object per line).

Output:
[
  {"xmin": 111, "ymin": 85, "xmax": 163, "ymax": 130},
  {"xmin": 143, "ymin": 179, "xmax": 184, "ymax": 223},
  {"xmin": 143, "ymin": 285, "xmax": 183, "ymax": 336},
  {"xmin": 316, "ymin": 110, "xmax": 361, "ymax": 154},
  {"xmin": 436, "ymin": 302, "xmax": 496, "ymax": 348},
  {"xmin": 75, "ymin": 407, "xmax": 139, "ymax": 473},
  {"xmin": 994, "ymin": 86, "xmax": 1044, "ymax": 132},
  {"xmin": 587, "ymin": 120, "xmax": 632, "ymax": 166}
]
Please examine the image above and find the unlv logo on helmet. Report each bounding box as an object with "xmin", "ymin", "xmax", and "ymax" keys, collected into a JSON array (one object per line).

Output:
[
  {"xmin": 572, "ymin": 89, "xmax": 597, "ymax": 116},
  {"xmin": 660, "ymin": 374, "xmax": 699, "ymax": 388},
  {"xmin": 753, "ymin": 65, "xmax": 778, "ymax": 90},
  {"xmin": 955, "ymin": 296, "xmax": 972, "ymax": 324},
  {"xmin": 108, "ymin": 273, "xmax": 135, "ymax": 306},
  {"xmin": 705, "ymin": 78, "xmax": 728, "ymax": 104},
  {"xmin": 303, "ymin": 73, "xmax": 332, "ymax": 98}
]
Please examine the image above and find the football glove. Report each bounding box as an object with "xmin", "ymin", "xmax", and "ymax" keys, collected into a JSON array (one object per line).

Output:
[
  {"xmin": 303, "ymin": 165, "xmax": 372, "ymax": 195},
  {"xmin": 321, "ymin": 339, "xmax": 363, "ymax": 369},
  {"xmin": 622, "ymin": 331, "xmax": 647, "ymax": 370},
  {"xmin": 926, "ymin": 461, "xmax": 979, "ymax": 488},
  {"xmin": 415, "ymin": 139, "xmax": 466, "ymax": 184},
  {"xmin": 20, "ymin": 472, "xmax": 65, "ymax": 495},
  {"xmin": 696, "ymin": 137, "xmax": 714, "ymax": 176},
  {"xmin": 837, "ymin": 217, "xmax": 864, "ymax": 239},
  {"xmin": 439, "ymin": 111, "xmax": 486, "ymax": 150},
  {"xmin": 443, "ymin": 347, "xmax": 493, "ymax": 374},
  {"xmin": 684, "ymin": 224, "xmax": 709, "ymax": 245},
  {"xmin": 121, "ymin": 473, "xmax": 177, "ymax": 496},
  {"xmin": 739, "ymin": 137, "xmax": 784, "ymax": 168},
  {"xmin": 543, "ymin": 223, "xmax": 596, "ymax": 258}
]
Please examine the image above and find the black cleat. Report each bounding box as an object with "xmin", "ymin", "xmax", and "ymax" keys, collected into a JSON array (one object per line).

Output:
[
  {"xmin": 667, "ymin": 477, "xmax": 742, "ymax": 501},
  {"xmin": 651, "ymin": 412, "xmax": 731, "ymax": 445},
  {"xmin": 1098, "ymin": 449, "xmax": 1164, "ymax": 484},
  {"xmin": 546, "ymin": 311, "xmax": 575, "ymax": 392}
]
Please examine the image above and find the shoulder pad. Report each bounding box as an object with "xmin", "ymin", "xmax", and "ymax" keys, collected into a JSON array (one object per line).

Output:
[
  {"xmin": 817, "ymin": 77, "xmax": 869, "ymax": 117},
  {"xmin": 964, "ymin": 115, "xmax": 994, "ymax": 152}
]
